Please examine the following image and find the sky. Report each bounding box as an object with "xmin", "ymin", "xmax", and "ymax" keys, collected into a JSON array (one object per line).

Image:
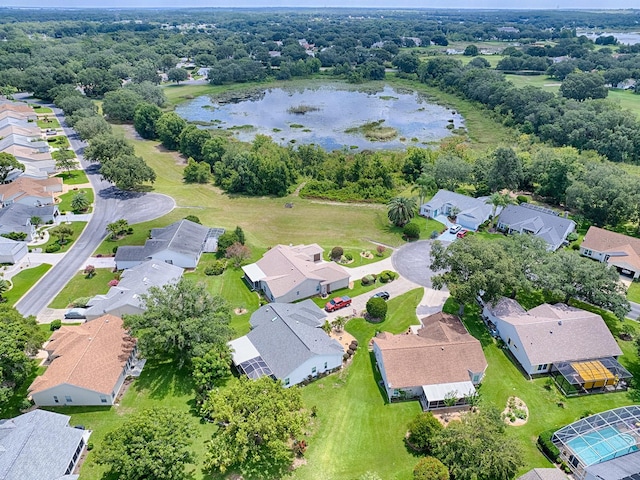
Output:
[{"xmin": 1, "ymin": 0, "xmax": 635, "ymax": 9}]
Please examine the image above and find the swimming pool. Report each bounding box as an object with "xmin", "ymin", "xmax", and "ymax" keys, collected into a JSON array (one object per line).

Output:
[{"xmin": 567, "ymin": 425, "xmax": 639, "ymax": 466}]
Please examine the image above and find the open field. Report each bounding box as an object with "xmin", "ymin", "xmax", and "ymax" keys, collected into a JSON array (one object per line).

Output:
[
  {"xmin": 49, "ymin": 268, "xmax": 116, "ymax": 309},
  {"xmin": 4, "ymin": 264, "xmax": 52, "ymax": 306}
]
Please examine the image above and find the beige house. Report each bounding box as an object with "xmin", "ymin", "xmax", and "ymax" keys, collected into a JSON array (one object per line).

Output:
[
  {"xmin": 29, "ymin": 315, "xmax": 141, "ymax": 407},
  {"xmin": 0, "ymin": 101, "xmax": 37, "ymax": 121},
  {"xmin": 580, "ymin": 226, "xmax": 640, "ymax": 279},
  {"xmin": 242, "ymin": 244, "xmax": 350, "ymax": 303},
  {"xmin": 0, "ymin": 176, "xmax": 62, "ymax": 207},
  {"xmin": 373, "ymin": 312, "xmax": 487, "ymax": 410}
]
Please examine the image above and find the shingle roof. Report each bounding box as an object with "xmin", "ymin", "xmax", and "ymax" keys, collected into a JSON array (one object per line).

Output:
[
  {"xmin": 247, "ymin": 244, "xmax": 349, "ymax": 298},
  {"xmin": 85, "ymin": 260, "xmax": 183, "ymax": 318},
  {"xmin": 0, "ymin": 176, "xmax": 61, "ymax": 205},
  {"xmin": 0, "ymin": 133, "xmax": 49, "ymax": 152},
  {"xmin": 517, "ymin": 468, "xmax": 569, "ymax": 480},
  {"xmin": 582, "ymin": 226, "xmax": 640, "ymax": 273},
  {"xmin": 373, "ymin": 312, "xmax": 487, "ymax": 389},
  {"xmin": 29, "ymin": 315, "xmax": 136, "ymax": 396},
  {"xmin": 497, "ymin": 301, "xmax": 622, "ymax": 365},
  {"xmin": 0, "ymin": 409, "xmax": 85, "ymax": 480},
  {"xmin": 0, "ymin": 203, "xmax": 56, "ymax": 229},
  {"xmin": 422, "ymin": 189, "xmax": 494, "ymax": 225},
  {"xmin": 231, "ymin": 300, "xmax": 343, "ymax": 379},
  {"xmin": 0, "ymin": 124, "xmax": 41, "ymax": 138},
  {"xmin": 498, "ymin": 204, "xmax": 575, "ymax": 249},
  {"xmin": 585, "ymin": 450, "xmax": 640, "ymax": 480},
  {"xmin": 0, "ymin": 236, "xmax": 26, "ymax": 256}
]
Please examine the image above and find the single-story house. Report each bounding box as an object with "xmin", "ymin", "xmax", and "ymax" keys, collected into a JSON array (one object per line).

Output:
[
  {"xmin": 0, "ymin": 409, "xmax": 90, "ymax": 480},
  {"xmin": 580, "ymin": 226, "xmax": 640, "ymax": 279},
  {"xmin": 0, "ymin": 134, "xmax": 50, "ymax": 154},
  {"xmin": 483, "ymin": 298, "xmax": 630, "ymax": 394},
  {"xmin": 242, "ymin": 244, "xmax": 350, "ymax": 303},
  {"xmin": 0, "ymin": 101, "xmax": 37, "ymax": 121},
  {"xmin": 0, "ymin": 109, "xmax": 34, "ymax": 123},
  {"xmin": 373, "ymin": 312, "xmax": 488, "ymax": 410},
  {"xmin": 84, "ymin": 260, "xmax": 183, "ymax": 320},
  {"xmin": 0, "ymin": 236, "xmax": 27, "ymax": 264},
  {"xmin": 1, "ymin": 145, "xmax": 56, "ymax": 179},
  {"xmin": 0, "ymin": 123, "xmax": 42, "ymax": 140},
  {"xmin": 229, "ymin": 300, "xmax": 343, "ymax": 387},
  {"xmin": 0, "ymin": 203, "xmax": 59, "ymax": 241},
  {"xmin": 517, "ymin": 469, "xmax": 568, "ymax": 480},
  {"xmin": 0, "ymin": 176, "xmax": 62, "ymax": 207},
  {"xmin": 115, "ymin": 219, "xmax": 224, "ymax": 270},
  {"xmin": 29, "ymin": 315, "xmax": 141, "ymax": 407},
  {"xmin": 419, "ymin": 189, "xmax": 495, "ymax": 231},
  {"xmin": 497, "ymin": 204, "xmax": 576, "ymax": 251}
]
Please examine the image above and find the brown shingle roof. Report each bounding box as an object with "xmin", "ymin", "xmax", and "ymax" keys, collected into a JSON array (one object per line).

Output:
[
  {"xmin": 582, "ymin": 226, "xmax": 640, "ymax": 272},
  {"xmin": 0, "ymin": 177, "xmax": 61, "ymax": 204},
  {"xmin": 374, "ymin": 312, "xmax": 487, "ymax": 389},
  {"xmin": 29, "ymin": 315, "xmax": 136, "ymax": 396}
]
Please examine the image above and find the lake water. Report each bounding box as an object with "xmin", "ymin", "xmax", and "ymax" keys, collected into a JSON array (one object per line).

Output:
[
  {"xmin": 174, "ymin": 83, "xmax": 464, "ymax": 151},
  {"xmin": 578, "ymin": 30, "xmax": 640, "ymax": 45}
]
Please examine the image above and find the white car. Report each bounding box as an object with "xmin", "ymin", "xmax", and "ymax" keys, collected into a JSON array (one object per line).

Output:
[{"xmin": 449, "ymin": 224, "xmax": 462, "ymax": 234}]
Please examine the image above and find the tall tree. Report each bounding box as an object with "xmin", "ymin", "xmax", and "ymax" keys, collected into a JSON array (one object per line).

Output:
[
  {"xmin": 202, "ymin": 376, "xmax": 310, "ymax": 479},
  {"xmin": 387, "ymin": 196, "xmax": 417, "ymax": 227},
  {"xmin": 49, "ymin": 224, "xmax": 74, "ymax": 245},
  {"xmin": 84, "ymin": 133, "xmax": 135, "ymax": 163},
  {"xmin": 413, "ymin": 457, "xmax": 449, "ymax": 480},
  {"xmin": 412, "ymin": 172, "xmax": 437, "ymax": 207},
  {"xmin": 167, "ymin": 67, "xmax": 189, "ymax": 84},
  {"xmin": 100, "ymin": 155, "xmax": 156, "ymax": 190},
  {"xmin": 95, "ymin": 408, "xmax": 193, "ymax": 480},
  {"xmin": 73, "ymin": 115, "xmax": 112, "ymax": 141},
  {"xmin": 0, "ymin": 152, "xmax": 24, "ymax": 182},
  {"xmin": 54, "ymin": 150, "xmax": 77, "ymax": 173},
  {"xmin": 487, "ymin": 147, "xmax": 523, "ymax": 192},
  {"xmin": 124, "ymin": 278, "xmax": 233, "ymax": 367},
  {"xmin": 133, "ymin": 103, "xmax": 162, "ymax": 140},
  {"xmin": 156, "ymin": 112, "xmax": 187, "ymax": 150},
  {"xmin": 486, "ymin": 192, "xmax": 512, "ymax": 229},
  {"xmin": 560, "ymin": 71, "xmax": 608, "ymax": 101},
  {"xmin": 70, "ymin": 191, "xmax": 90, "ymax": 212}
]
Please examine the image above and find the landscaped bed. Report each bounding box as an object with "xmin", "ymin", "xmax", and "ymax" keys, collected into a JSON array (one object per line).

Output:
[{"xmin": 57, "ymin": 188, "xmax": 95, "ymax": 213}]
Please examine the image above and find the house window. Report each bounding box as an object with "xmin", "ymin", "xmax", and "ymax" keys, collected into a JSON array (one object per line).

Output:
[
  {"xmin": 312, "ymin": 367, "xmax": 317, "ymax": 375},
  {"xmin": 583, "ymin": 249, "xmax": 592, "ymax": 256},
  {"xmin": 53, "ymin": 395, "xmax": 59, "ymax": 404},
  {"xmin": 65, "ymin": 396, "xmax": 72, "ymax": 403},
  {"xmin": 284, "ymin": 378, "xmax": 290, "ymax": 386},
  {"xmin": 507, "ymin": 338, "xmax": 511, "ymax": 345},
  {"xmin": 296, "ymin": 291, "xmax": 300, "ymax": 296},
  {"xmin": 472, "ymin": 373, "xmax": 480, "ymax": 383},
  {"xmin": 537, "ymin": 364, "xmax": 549, "ymax": 372},
  {"xmin": 100, "ymin": 395, "xmax": 108, "ymax": 403}
]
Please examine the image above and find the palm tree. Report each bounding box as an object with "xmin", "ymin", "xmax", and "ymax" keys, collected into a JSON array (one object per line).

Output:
[
  {"xmin": 387, "ymin": 196, "xmax": 417, "ymax": 227},
  {"xmin": 486, "ymin": 192, "xmax": 512, "ymax": 230},
  {"xmin": 411, "ymin": 172, "xmax": 436, "ymax": 207}
]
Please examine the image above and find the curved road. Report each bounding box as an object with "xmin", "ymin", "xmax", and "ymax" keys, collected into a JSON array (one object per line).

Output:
[{"xmin": 15, "ymin": 102, "xmax": 175, "ymax": 317}]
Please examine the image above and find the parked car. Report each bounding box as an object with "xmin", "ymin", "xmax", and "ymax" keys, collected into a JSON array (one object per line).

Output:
[
  {"xmin": 449, "ymin": 224, "xmax": 462, "ymax": 234},
  {"xmin": 64, "ymin": 308, "xmax": 87, "ymax": 320},
  {"xmin": 456, "ymin": 229, "xmax": 468, "ymax": 238},
  {"xmin": 325, "ymin": 296, "xmax": 352, "ymax": 312},
  {"xmin": 371, "ymin": 291, "xmax": 390, "ymax": 301}
]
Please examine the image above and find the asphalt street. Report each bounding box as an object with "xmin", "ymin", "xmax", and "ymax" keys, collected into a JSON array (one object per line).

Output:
[{"xmin": 15, "ymin": 99, "xmax": 175, "ymax": 317}]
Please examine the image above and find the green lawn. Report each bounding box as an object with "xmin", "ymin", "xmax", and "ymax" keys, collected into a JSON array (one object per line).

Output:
[
  {"xmin": 504, "ymin": 73, "xmax": 560, "ymax": 92},
  {"xmin": 55, "ymin": 169, "xmax": 89, "ymax": 185},
  {"xmin": 0, "ymin": 361, "xmax": 45, "ymax": 418},
  {"xmin": 95, "ymin": 217, "xmax": 168, "ymax": 256},
  {"xmin": 309, "ymin": 279, "xmax": 381, "ymax": 309},
  {"xmin": 4, "ymin": 264, "xmax": 52, "ymax": 306},
  {"xmin": 627, "ymin": 282, "xmax": 640, "ymax": 306},
  {"xmin": 42, "ymin": 221, "xmax": 87, "ymax": 252},
  {"xmin": 31, "ymin": 105, "xmax": 53, "ymax": 114},
  {"xmin": 46, "ymin": 135, "xmax": 70, "ymax": 149},
  {"xmin": 57, "ymin": 188, "xmax": 95, "ymax": 213},
  {"xmin": 49, "ymin": 268, "xmax": 117, "ymax": 309},
  {"xmin": 327, "ymin": 246, "xmax": 392, "ymax": 268},
  {"xmin": 36, "ymin": 117, "xmax": 60, "ymax": 129},
  {"xmin": 443, "ymin": 298, "xmax": 640, "ymax": 474},
  {"xmin": 50, "ymin": 360, "xmax": 218, "ymax": 480},
  {"xmin": 291, "ymin": 288, "xmax": 424, "ymax": 480}
]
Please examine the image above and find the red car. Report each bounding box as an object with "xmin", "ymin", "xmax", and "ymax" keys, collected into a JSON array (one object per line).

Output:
[
  {"xmin": 325, "ymin": 296, "xmax": 352, "ymax": 312},
  {"xmin": 456, "ymin": 229, "xmax": 469, "ymax": 238}
]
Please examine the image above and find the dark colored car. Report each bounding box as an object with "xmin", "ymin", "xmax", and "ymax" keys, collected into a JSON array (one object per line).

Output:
[{"xmin": 371, "ymin": 291, "xmax": 390, "ymax": 301}]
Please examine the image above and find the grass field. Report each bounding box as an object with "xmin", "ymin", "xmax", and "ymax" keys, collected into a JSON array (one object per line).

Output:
[
  {"xmin": 36, "ymin": 117, "xmax": 60, "ymax": 129},
  {"xmin": 55, "ymin": 169, "xmax": 89, "ymax": 185},
  {"xmin": 46, "ymin": 135, "xmax": 69, "ymax": 149},
  {"xmin": 43, "ymin": 221, "xmax": 87, "ymax": 252},
  {"xmin": 443, "ymin": 299, "xmax": 640, "ymax": 473},
  {"xmin": 4, "ymin": 264, "xmax": 51, "ymax": 306},
  {"xmin": 31, "ymin": 105, "xmax": 53, "ymax": 114},
  {"xmin": 49, "ymin": 268, "xmax": 116, "ymax": 309},
  {"xmin": 57, "ymin": 188, "xmax": 94, "ymax": 213},
  {"xmin": 292, "ymin": 289, "xmax": 424, "ymax": 480},
  {"xmin": 627, "ymin": 281, "xmax": 640, "ymax": 305},
  {"xmin": 95, "ymin": 217, "xmax": 168, "ymax": 255}
]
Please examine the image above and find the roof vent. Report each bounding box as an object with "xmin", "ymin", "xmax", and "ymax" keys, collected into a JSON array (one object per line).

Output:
[
  {"xmin": 272, "ymin": 317, "xmax": 278, "ymax": 322},
  {"xmin": 558, "ymin": 320, "xmax": 562, "ymax": 326},
  {"xmin": 441, "ymin": 347, "xmax": 444, "ymax": 351}
]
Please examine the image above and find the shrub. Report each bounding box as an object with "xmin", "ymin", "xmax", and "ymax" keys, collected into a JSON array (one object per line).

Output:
[
  {"xmin": 330, "ymin": 246, "xmax": 344, "ymax": 261},
  {"xmin": 413, "ymin": 457, "xmax": 449, "ymax": 480},
  {"xmin": 567, "ymin": 232, "xmax": 579, "ymax": 242},
  {"xmin": 407, "ymin": 412, "xmax": 443, "ymax": 453},
  {"xmin": 345, "ymin": 252, "xmax": 353, "ymax": 261},
  {"xmin": 378, "ymin": 270, "xmax": 397, "ymax": 284},
  {"xmin": 112, "ymin": 246, "xmax": 118, "ymax": 254},
  {"xmin": 376, "ymin": 245, "xmax": 386, "ymax": 256},
  {"xmin": 204, "ymin": 260, "xmax": 226, "ymax": 276},
  {"xmin": 71, "ymin": 296, "xmax": 91, "ymax": 308},
  {"xmin": 403, "ymin": 222, "xmax": 420, "ymax": 239},
  {"xmin": 516, "ymin": 195, "xmax": 529, "ymax": 203},
  {"xmin": 538, "ymin": 429, "xmax": 560, "ymax": 462},
  {"xmin": 571, "ymin": 243, "xmax": 580, "ymax": 250},
  {"xmin": 108, "ymin": 279, "xmax": 119, "ymax": 287},
  {"xmin": 366, "ymin": 297, "xmax": 387, "ymax": 320},
  {"xmin": 45, "ymin": 243, "xmax": 61, "ymax": 253},
  {"xmin": 430, "ymin": 230, "xmax": 440, "ymax": 239},
  {"xmin": 50, "ymin": 319, "xmax": 62, "ymax": 331},
  {"xmin": 184, "ymin": 215, "xmax": 201, "ymax": 224}
]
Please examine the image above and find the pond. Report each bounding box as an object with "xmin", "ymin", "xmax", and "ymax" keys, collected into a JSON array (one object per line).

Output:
[
  {"xmin": 578, "ymin": 30, "xmax": 640, "ymax": 45},
  {"xmin": 174, "ymin": 83, "xmax": 465, "ymax": 151}
]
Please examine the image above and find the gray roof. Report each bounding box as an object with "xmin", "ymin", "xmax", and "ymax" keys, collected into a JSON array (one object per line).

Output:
[
  {"xmin": 422, "ymin": 189, "xmax": 495, "ymax": 225},
  {"xmin": 0, "ymin": 204, "xmax": 56, "ymax": 237},
  {"xmin": 499, "ymin": 302, "xmax": 622, "ymax": 365},
  {"xmin": 0, "ymin": 236, "xmax": 26, "ymax": 255},
  {"xmin": 585, "ymin": 450, "xmax": 640, "ymax": 480},
  {"xmin": 85, "ymin": 260, "xmax": 183, "ymax": 317},
  {"xmin": 498, "ymin": 204, "xmax": 576, "ymax": 249},
  {"xmin": 234, "ymin": 300, "xmax": 343, "ymax": 379},
  {"xmin": 115, "ymin": 219, "xmax": 220, "ymax": 264},
  {"xmin": 0, "ymin": 133, "xmax": 48, "ymax": 152},
  {"xmin": 0, "ymin": 409, "xmax": 85, "ymax": 480},
  {"xmin": 517, "ymin": 469, "xmax": 568, "ymax": 480}
]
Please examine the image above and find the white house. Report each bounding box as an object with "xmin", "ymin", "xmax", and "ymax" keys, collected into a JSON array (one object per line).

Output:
[
  {"xmin": 373, "ymin": 312, "xmax": 487, "ymax": 410},
  {"xmin": 419, "ymin": 189, "xmax": 495, "ymax": 231},
  {"xmin": 0, "ymin": 236, "xmax": 27, "ymax": 264},
  {"xmin": 29, "ymin": 315, "xmax": 142, "ymax": 407},
  {"xmin": 229, "ymin": 300, "xmax": 344, "ymax": 387},
  {"xmin": 497, "ymin": 204, "xmax": 576, "ymax": 251},
  {"xmin": 242, "ymin": 244, "xmax": 349, "ymax": 303},
  {"xmin": 580, "ymin": 226, "xmax": 640, "ymax": 279}
]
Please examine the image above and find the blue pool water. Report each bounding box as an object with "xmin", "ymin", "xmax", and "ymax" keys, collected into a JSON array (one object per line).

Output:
[{"xmin": 567, "ymin": 426, "xmax": 638, "ymax": 466}]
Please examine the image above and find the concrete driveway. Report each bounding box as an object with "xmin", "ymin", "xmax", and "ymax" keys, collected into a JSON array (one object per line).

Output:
[{"xmin": 391, "ymin": 240, "xmax": 447, "ymax": 288}]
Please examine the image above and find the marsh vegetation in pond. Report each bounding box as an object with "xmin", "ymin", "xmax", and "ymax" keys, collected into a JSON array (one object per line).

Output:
[{"xmin": 174, "ymin": 82, "xmax": 465, "ymax": 151}]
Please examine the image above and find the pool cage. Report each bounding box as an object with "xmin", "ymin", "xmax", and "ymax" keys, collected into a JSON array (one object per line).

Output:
[
  {"xmin": 549, "ymin": 357, "xmax": 632, "ymax": 397},
  {"xmin": 552, "ymin": 406, "xmax": 640, "ymax": 479}
]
